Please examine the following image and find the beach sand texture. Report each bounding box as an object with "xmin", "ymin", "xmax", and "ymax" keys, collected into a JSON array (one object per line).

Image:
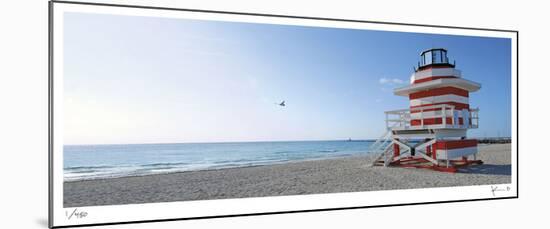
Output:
[{"xmin": 64, "ymin": 143, "xmax": 511, "ymax": 207}]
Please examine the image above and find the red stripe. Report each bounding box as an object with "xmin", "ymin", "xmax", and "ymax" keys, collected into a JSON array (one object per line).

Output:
[
  {"xmin": 435, "ymin": 139, "xmax": 477, "ymax": 150},
  {"xmin": 417, "ymin": 65, "xmax": 454, "ymax": 71},
  {"xmin": 410, "ymin": 107, "xmax": 468, "ymax": 113},
  {"xmin": 413, "ymin": 76, "xmax": 457, "ymax": 84},
  {"xmin": 409, "ymin": 87, "xmax": 469, "ymax": 99},
  {"xmin": 410, "ymin": 117, "xmax": 464, "ymax": 126},
  {"xmin": 410, "ymin": 102, "xmax": 470, "ymax": 111},
  {"xmin": 410, "ymin": 102, "xmax": 470, "ymax": 113}
]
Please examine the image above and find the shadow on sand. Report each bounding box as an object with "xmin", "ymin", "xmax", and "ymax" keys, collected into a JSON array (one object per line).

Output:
[{"xmin": 458, "ymin": 164, "xmax": 511, "ymax": 176}]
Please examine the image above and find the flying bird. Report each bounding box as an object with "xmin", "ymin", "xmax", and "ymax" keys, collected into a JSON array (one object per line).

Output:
[{"xmin": 277, "ymin": 100, "xmax": 286, "ymax": 107}]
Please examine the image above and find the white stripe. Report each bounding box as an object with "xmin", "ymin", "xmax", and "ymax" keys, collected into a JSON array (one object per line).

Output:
[
  {"xmin": 410, "ymin": 109, "xmax": 471, "ymax": 119},
  {"xmin": 410, "ymin": 110, "xmax": 454, "ymax": 119},
  {"xmin": 409, "ymin": 94, "xmax": 469, "ymax": 107},
  {"xmin": 412, "ymin": 68, "xmax": 461, "ymax": 81},
  {"xmin": 395, "ymin": 78, "xmax": 482, "ymax": 96},
  {"xmin": 436, "ymin": 146, "xmax": 477, "ymax": 159}
]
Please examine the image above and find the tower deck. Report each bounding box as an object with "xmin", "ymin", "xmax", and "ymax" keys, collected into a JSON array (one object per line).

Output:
[{"xmin": 385, "ymin": 104, "xmax": 478, "ymax": 138}]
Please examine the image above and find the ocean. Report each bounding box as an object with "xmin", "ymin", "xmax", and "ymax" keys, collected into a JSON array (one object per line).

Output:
[{"xmin": 64, "ymin": 140, "xmax": 374, "ymax": 181}]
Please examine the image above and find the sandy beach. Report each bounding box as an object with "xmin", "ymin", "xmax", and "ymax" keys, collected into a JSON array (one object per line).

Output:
[{"xmin": 64, "ymin": 143, "xmax": 511, "ymax": 207}]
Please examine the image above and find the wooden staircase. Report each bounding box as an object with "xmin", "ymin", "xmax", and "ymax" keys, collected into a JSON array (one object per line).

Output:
[{"xmin": 368, "ymin": 127, "xmax": 394, "ymax": 167}]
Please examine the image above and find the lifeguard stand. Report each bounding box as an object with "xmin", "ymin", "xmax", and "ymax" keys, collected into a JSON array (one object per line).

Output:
[{"xmin": 370, "ymin": 48, "xmax": 482, "ymax": 172}]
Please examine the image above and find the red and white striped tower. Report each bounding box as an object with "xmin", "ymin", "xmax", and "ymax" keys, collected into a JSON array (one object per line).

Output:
[{"xmin": 372, "ymin": 48, "xmax": 482, "ymax": 172}]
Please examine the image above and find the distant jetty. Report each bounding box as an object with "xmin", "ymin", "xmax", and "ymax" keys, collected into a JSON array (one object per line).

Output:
[{"xmin": 477, "ymin": 137, "xmax": 512, "ymax": 144}]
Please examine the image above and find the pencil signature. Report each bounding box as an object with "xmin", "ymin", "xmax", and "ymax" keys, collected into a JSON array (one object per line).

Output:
[
  {"xmin": 66, "ymin": 208, "xmax": 88, "ymax": 220},
  {"xmin": 490, "ymin": 185, "xmax": 511, "ymax": 196}
]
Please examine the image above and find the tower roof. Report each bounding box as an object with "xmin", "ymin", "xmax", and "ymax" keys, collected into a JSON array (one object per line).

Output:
[{"xmin": 394, "ymin": 77, "xmax": 481, "ymax": 96}]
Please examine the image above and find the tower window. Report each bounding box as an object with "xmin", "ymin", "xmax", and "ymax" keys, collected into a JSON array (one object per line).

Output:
[{"xmin": 419, "ymin": 48, "xmax": 451, "ymax": 67}]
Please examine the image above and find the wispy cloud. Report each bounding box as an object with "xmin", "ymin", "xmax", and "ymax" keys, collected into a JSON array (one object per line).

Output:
[{"xmin": 379, "ymin": 77, "xmax": 405, "ymax": 85}]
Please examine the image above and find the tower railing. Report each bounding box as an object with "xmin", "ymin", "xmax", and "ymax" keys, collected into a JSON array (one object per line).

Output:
[{"xmin": 385, "ymin": 104, "xmax": 478, "ymax": 130}]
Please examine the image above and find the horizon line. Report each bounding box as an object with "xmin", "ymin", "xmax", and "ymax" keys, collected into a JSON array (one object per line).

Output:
[
  {"xmin": 64, "ymin": 136, "xmax": 512, "ymax": 146},
  {"xmin": 64, "ymin": 138, "xmax": 377, "ymax": 146}
]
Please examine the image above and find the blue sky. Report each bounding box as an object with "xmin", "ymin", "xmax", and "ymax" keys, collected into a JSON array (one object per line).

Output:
[{"xmin": 63, "ymin": 12, "xmax": 512, "ymax": 144}]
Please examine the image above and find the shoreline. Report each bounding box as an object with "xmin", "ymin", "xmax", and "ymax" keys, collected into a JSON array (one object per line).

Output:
[
  {"xmin": 64, "ymin": 153, "xmax": 363, "ymax": 183},
  {"xmin": 64, "ymin": 143, "xmax": 511, "ymax": 207}
]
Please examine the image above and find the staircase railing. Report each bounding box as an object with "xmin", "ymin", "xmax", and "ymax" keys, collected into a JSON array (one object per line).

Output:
[
  {"xmin": 368, "ymin": 123, "xmax": 398, "ymax": 166},
  {"xmin": 368, "ymin": 127, "xmax": 393, "ymax": 154}
]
